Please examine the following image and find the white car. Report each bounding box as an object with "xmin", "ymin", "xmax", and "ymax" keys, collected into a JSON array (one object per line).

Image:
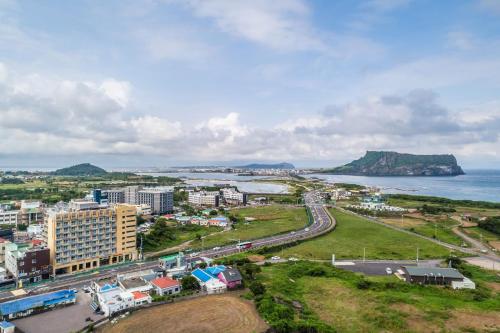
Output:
[
  {"xmin": 271, "ymin": 256, "xmax": 281, "ymax": 261},
  {"xmin": 212, "ymin": 246, "xmax": 221, "ymax": 250},
  {"xmin": 305, "ymin": 228, "xmax": 310, "ymax": 232},
  {"xmin": 385, "ymin": 267, "xmax": 393, "ymax": 275}
]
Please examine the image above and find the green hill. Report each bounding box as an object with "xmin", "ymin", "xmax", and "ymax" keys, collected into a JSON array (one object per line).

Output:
[
  {"xmin": 323, "ymin": 151, "xmax": 465, "ymax": 176},
  {"xmin": 53, "ymin": 163, "xmax": 108, "ymax": 176}
]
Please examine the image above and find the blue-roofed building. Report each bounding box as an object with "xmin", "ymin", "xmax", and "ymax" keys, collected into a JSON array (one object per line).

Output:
[
  {"xmin": 190, "ymin": 267, "xmax": 227, "ymax": 294},
  {"xmin": 0, "ymin": 289, "xmax": 76, "ymax": 320},
  {"xmin": 191, "ymin": 268, "xmax": 213, "ymax": 284},
  {"xmin": 205, "ymin": 265, "xmax": 226, "ymax": 276},
  {"xmin": 0, "ymin": 321, "xmax": 15, "ymax": 333}
]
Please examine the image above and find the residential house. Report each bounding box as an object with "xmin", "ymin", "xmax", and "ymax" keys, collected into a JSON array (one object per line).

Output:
[
  {"xmin": 150, "ymin": 277, "xmax": 181, "ymax": 296},
  {"xmin": 218, "ymin": 268, "xmax": 243, "ymax": 289}
]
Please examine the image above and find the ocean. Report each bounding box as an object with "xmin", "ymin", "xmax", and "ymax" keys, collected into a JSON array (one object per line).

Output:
[{"xmin": 305, "ymin": 170, "xmax": 500, "ymax": 203}]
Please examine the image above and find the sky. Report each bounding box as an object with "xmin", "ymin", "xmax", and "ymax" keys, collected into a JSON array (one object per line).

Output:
[{"xmin": 1, "ymin": 0, "xmax": 500, "ymax": 169}]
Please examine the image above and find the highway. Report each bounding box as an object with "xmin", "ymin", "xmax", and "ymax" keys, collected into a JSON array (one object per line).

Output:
[{"xmin": 0, "ymin": 191, "xmax": 335, "ymax": 302}]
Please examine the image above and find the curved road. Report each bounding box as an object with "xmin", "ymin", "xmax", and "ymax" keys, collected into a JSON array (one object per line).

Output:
[{"xmin": 0, "ymin": 191, "xmax": 335, "ymax": 302}]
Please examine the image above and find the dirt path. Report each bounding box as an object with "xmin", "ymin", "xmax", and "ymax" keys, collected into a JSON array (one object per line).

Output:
[
  {"xmin": 98, "ymin": 293, "xmax": 268, "ymax": 333},
  {"xmin": 451, "ymin": 227, "xmax": 490, "ymax": 252}
]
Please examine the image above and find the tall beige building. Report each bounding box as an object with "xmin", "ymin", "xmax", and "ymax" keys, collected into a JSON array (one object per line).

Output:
[{"xmin": 44, "ymin": 200, "xmax": 137, "ymax": 275}]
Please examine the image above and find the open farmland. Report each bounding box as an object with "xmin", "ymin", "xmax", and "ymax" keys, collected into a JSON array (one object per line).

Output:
[
  {"xmin": 276, "ymin": 209, "xmax": 457, "ymax": 260},
  {"xmin": 98, "ymin": 294, "xmax": 268, "ymax": 333},
  {"xmin": 191, "ymin": 205, "xmax": 307, "ymax": 249}
]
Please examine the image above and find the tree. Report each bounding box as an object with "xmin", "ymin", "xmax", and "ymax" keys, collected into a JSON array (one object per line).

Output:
[
  {"xmin": 209, "ymin": 210, "xmax": 218, "ymax": 216},
  {"xmin": 249, "ymin": 281, "xmax": 265, "ymax": 295},
  {"xmin": 195, "ymin": 233, "xmax": 202, "ymax": 241},
  {"xmin": 182, "ymin": 275, "xmax": 200, "ymax": 290},
  {"xmin": 242, "ymin": 263, "xmax": 261, "ymax": 280}
]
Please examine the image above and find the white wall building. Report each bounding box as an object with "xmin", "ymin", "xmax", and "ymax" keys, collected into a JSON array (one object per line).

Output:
[
  {"xmin": 0, "ymin": 210, "xmax": 18, "ymax": 226},
  {"xmin": 188, "ymin": 191, "xmax": 220, "ymax": 207}
]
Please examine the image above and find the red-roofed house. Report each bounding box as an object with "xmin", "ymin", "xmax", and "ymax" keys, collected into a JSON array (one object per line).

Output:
[
  {"xmin": 131, "ymin": 291, "xmax": 152, "ymax": 306},
  {"xmin": 150, "ymin": 277, "xmax": 181, "ymax": 296}
]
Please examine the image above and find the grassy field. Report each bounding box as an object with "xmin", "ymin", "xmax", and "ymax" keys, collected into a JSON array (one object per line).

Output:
[
  {"xmin": 190, "ymin": 205, "xmax": 308, "ymax": 250},
  {"xmin": 256, "ymin": 261, "xmax": 500, "ymax": 333},
  {"xmin": 275, "ymin": 209, "xmax": 458, "ymax": 260},
  {"xmin": 381, "ymin": 215, "xmax": 464, "ymax": 246},
  {"xmin": 98, "ymin": 293, "xmax": 268, "ymax": 333}
]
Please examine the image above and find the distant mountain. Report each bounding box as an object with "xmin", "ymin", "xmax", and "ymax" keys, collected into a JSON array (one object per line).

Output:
[
  {"xmin": 239, "ymin": 162, "xmax": 295, "ymax": 169},
  {"xmin": 322, "ymin": 151, "xmax": 465, "ymax": 176},
  {"xmin": 53, "ymin": 163, "xmax": 108, "ymax": 176}
]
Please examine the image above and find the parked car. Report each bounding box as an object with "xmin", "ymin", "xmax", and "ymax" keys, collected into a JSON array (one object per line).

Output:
[
  {"xmin": 385, "ymin": 267, "xmax": 393, "ymax": 275},
  {"xmin": 213, "ymin": 246, "xmax": 221, "ymax": 250},
  {"xmin": 271, "ymin": 256, "xmax": 281, "ymax": 261}
]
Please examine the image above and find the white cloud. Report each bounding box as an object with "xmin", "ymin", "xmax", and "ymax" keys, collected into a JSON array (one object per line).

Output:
[
  {"xmin": 0, "ymin": 63, "xmax": 499, "ymax": 165},
  {"xmin": 178, "ymin": 0, "xmax": 325, "ymax": 52}
]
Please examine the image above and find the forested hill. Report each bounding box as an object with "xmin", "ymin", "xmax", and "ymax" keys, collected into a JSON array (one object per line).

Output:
[
  {"xmin": 322, "ymin": 151, "xmax": 465, "ymax": 176},
  {"xmin": 239, "ymin": 162, "xmax": 295, "ymax": 169},
  {"xmin": 53, "ymin": 163, "xmax": 108, "ymax": 176}
]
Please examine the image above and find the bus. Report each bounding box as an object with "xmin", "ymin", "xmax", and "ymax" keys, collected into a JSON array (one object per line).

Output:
[{"xmin": 236, "ymin": 241, "xmax": 252, "ymax": 250}]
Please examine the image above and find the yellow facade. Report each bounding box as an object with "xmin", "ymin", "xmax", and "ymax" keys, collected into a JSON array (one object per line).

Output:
[{"xmin": 45, "ymin": 204, "xmax": 137, "ymax": 275}]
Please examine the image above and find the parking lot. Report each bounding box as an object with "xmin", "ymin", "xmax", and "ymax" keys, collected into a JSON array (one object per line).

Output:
[{"xmin": 13, "ymin": 291, "xmax": 105, "ymax": 333}]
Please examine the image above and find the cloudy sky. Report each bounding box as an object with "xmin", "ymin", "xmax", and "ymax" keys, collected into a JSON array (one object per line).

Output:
[{"xmin": 1, "ymin": 0, "xmax": 500, "ymax": 169}]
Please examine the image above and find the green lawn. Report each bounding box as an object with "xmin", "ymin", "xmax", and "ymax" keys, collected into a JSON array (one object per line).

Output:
[
  {"xmin": 190, "ymin": 205, "xmax": 308, "ymax": 250},
  {"xmin": 276, "ymin": 209, "xmax": 459, "ymax": 260},
  {"xmin": 255, "ymin": 261, "xmax": 500, "ymax": 333}
]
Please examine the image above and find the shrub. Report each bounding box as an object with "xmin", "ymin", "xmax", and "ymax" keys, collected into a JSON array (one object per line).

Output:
[{"xmin": 249, "ymin": 281, "xmax": 266, "ymax": 296}]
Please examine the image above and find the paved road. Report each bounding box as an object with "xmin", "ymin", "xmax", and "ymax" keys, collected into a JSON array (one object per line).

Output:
[{"xmin": 0, "ymin": 191, "xmax": 335, "ymax": 302}]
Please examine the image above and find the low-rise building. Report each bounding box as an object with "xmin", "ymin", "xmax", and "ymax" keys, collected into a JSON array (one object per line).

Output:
[
  {"xmin": 19, "ymin": 201, "xmax": 44, "ymax": 225},
  {"xmin": 5, "ymin": 243, "xmax": 51, "ymax": 283},
  {"xmin": 0, "ymin": 289, "xmax": 76, "ymax": 320},
  {"xmin": 218, "ymin": 268, "xmax": 242, "ymax": 289},
  {"xmin": 0, "ymin": 211, "xmax": 18, "ymax": 226},
  {"xmin": 401, "ymin": 266, "xmax": 475, "ymax": 289},
  {"xmin": 95, "ymin": 287, "xmax": 134, "ymax": 317},
  {"xmin": 188, "ymin": 191, "xmax": 220, "ymax": 207},
  {"xmin": 191, "ymin": 267, "xmax": 227, "ymax": 294},
  {"xmin": 118, "ymin": 276, "xmax": 153, "ymax": 294},
  {"xmin": 220, "ymin": 188, "xmax": 247, "ymax": 205},
  {"xmin": 150, "ymin": 277, "xmax": 181, "ymax": 296},
  {"xmin": 0, "ymin": 238, "xmax": 12, "ymax": 264},
  {"xmin": 0, "ymin": 321, "xmax": 15, "ymax": 333},
  {"xmin": 131, "ymin": 291, "xmax": 152, "ymax": 306}
]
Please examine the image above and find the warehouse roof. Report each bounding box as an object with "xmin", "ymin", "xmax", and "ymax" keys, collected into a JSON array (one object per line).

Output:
[
  {"xmin": 0, "ymin": 290, "xmax": 75, "ymax": 316},
  {"xmin": 403, "ymin": 266, "xmax": 464, "ymax": 279}
]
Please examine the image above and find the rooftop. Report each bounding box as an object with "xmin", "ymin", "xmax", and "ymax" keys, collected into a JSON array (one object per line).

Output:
[
  {"xmin": 221, "ymin": 268, "xmax": 243, "ymax": 283},
  {"xmin": 191, "ymin": 268, "xmax": 214, "ymax": 283},
  {"xmin": 131, "ymin": 291, "xmax": 149, "ymax": 300},
  {"xmin": 151, "ymin": 277, "xmax": 180, "ymax": 289},
  {"xmin": 403, "ymin": 266, "xmax": 464, "ymax": 279},
  {"xmin": 120, "ymin": 277, "xmax": 150, "ymax": 290},
  {"xmin": 0, "ymin": 290, "xmax": 75, "ymax": 316}
]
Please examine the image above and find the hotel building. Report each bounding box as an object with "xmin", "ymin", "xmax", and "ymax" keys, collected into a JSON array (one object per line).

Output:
[{"xmin": 44, "ymin": 200, "xmax": 137, "ymax": 275}]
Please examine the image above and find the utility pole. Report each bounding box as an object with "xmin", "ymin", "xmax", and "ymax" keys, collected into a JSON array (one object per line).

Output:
[
  {"xmin": 434, "ymin": 223, "xmax": 437, "ymax": 239},
  {"xmin": 139, "ymin": 234, "xmax": 143, "ymax": 260},
  {"xmin": 416, "ymin": 247, "xmax": 419, "ymax": 264},
  {"xmin": 363, "ymin": 247, "xmax": 366, "ymax": 262}
]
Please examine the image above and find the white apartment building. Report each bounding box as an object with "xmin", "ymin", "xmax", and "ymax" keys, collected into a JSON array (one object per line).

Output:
[
  {"xmin": 188, "ymin": 191, "xmax": 220, "ymax": 207},
  {"xmin": 105, "ymin": 189, "xmax": 125, "ymax": 204},
  {"xmin": 220, "ymin": 188, "xmax": 247, "ymax": 205},
  {"xmin": 0, "ymin": 210, "xmax": 18, "ymax": 226},
  {"xmin": 137, "ymin": 187, "xmax": 173, "ymax": 214}
]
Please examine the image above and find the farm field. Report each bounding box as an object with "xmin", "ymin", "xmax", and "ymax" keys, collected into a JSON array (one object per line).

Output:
[
  {"xmin": 191, "ymin": 205, "xmax": 308, "ymax": 250},
  {"xmin": 256, "ymin": 261, "xmax": 500, "ymax": 333},
  {"xmin": 275, "ymin": 209, "xmax": 458, "ymax": 260},
  {"xmin": 98, "ymin": 293, "xmax": 268, "ymax": 333},
  {"xmin": 381, "ymin": 215, "xmax": 464, "ymax": 246}
]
